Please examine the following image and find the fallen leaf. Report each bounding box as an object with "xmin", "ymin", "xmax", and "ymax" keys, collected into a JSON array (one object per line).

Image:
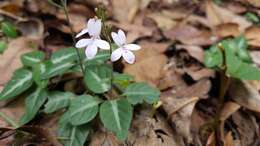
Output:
[
  {"xmin": 124, "ymin": 54, "xmax": 168, "ymax": 87},
  {"xmin": 111, "ymin": 0, "xmax": 139, "ymax": 22},
  {"xmin": 147, "ymin": 12, "xmax": 177, "ymax": 30},
  {"xmin": 164, "ymin": 25, "xmax": 217, "ymax": 46},
  {"xmin": 185, "ymin": 68, "xmax": 215, "ymax": 81},
  {"xmin": 224, "ymin": 131, "xmax": 235, "ymax": 146},
  {"xmin": 247, "ymin": 0, "xmax": 260, "ymax": 7},
  {"xmin": 229, "ymin": 80, "xmax": 260, "ymax": 113},
  {"xmin": 206, "ymin": 0, "xmax": 252, "ymax": 32},
  {"xmin": 245, "ymin": 26, "xmax": 260, "ymax": 47},
  {"xmin": 0, "ymin": 37, "xmax": 37, "ymax": 85},
  {"xmin": 215, "ymin": 23, "xmax": 240, "ymax": 38},
  {"xmin": 176, "ymin": 45, "xmax": 204, "ymax": 63},
  {"xmin": 250, "ymin": 51, "xmax": 260, "ymax": 66},
  {"xmin": 16, "ymin": 18, "xmax": 44, "ymax": 40}
]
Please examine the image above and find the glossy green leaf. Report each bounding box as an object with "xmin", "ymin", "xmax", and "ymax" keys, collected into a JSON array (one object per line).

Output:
[
  {"xmin": 68, "ymin": 95, "xmax": 101, "ymax": 125},
  {"xmin": 0, "ymin": 69, "xmax": 33, "ymax": 100},
  {"xmin": 51, "ymin": 47, "xmax": 81, "ymax": 64},
  {"xmin": 20, "ymin": 88, "xmax": 47, "ymax": 125},
  {"xmin": 245, "ymin": 12, "xmax": 260, "ymax": 23},
  {"xmin": 0, "ymin": 41, "xmax": 7, "ymax": 54},
  {"xmin": 32, "ymin": 62, "xmax": 50, "ymax": 88},
  {"xmin": 21, "ymin": 51, "xmax": 45, "ymax": 67},
  {"xmin": 223, "ymin": 41, "xmax": 260, "ymax": 80},
  {"xmin": 42, "ymin": 61, "xmax": 74, "ymax": 79},
  {"xmin": 58, "ymin": 122, "xmax": 90, "ymax": 146},
  {"xmin": 99, "ymin": 98, "xmax": 133, "ymax": 141},
  {"xmin": 204, "ymin": 45, "xmax": 223, "ymax": 68},
  {"xmin": 84, "ymin": 65, "xmax": 111, "ymax": 93},
  {"xmin": 1, "ymin": 21, "xmax": 17, "ymax": 38},
  {"xmin": 84, "ymin": 51, "xmax": 110, "ymax": 66},
  {"xmin": 113, "ymin": 73, "xmax": 134, "ymax": 90},
  {"xmin": 124, "ymin": 83, "xmax": 160, "ymax": 105},
  {"xmin": 234, "ymin": 36, "xmax": 251, "ymax": 62},
  {"xmin": 44, "ymin": 91, "xmax": 74, "ymax": 113}
]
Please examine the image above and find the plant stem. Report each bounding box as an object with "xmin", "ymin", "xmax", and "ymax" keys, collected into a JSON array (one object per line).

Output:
[
  {"xmin": 60, "ymin": 0, "xmax": 85, "ymax": 74},
  {"xmin": 0, "ymin": 112, "xmax": 19, "ymax": 128}
]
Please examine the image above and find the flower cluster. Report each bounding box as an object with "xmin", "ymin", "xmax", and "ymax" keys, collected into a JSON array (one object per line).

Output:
[{"xmin": 75, "ymin": 18, "xmax": 141, "ymax": 64}]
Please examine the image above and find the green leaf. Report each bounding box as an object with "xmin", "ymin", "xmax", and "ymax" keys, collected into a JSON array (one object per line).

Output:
[
  {"xmin": 58, "ymin": 122, "xmax": 90, "ymax": 146},
  {"xmin": 68, "ymin": 95, "xmax": 101, "ymax": 125},
  {"xmin": 233, "ymin": 36, "xmax": 251, "ymax": 62},
  {"xmin": 245, "ymin": 12, "xmax": 260, "ymax": 23},
  {"xmin": 83, "ymin": 51, "xmax": 110, "ymax": 66},
  {"xmin": 21, "ymin": 51, "xmax": 45, "ymax": 67},
  {"xmin": 0, "ymin": 41, "xmax": 7, "ymax": 54},
  {"xmin": 84, "ymin": 65, "xmax": 111, "ymax": 93},
  {"xmin": 44, "ymin": 91, "xmax": 74, "ymax": 114},
  {"xmin": 1, "ymin": 21, "xmax": 17, "ymax": 38},
  {"xmin": 32, "ymin": 62, "xmax": 50, "ymax": 88},
  {"xmin": 0, "ymin": 69, "xmax": 33, "ymax": 101},
  {"xmin": 42, "ymin": 61, "xmax": 75, "ymax": 79},
  {"xmin": 124, "ymin": 83, "xmax": 160, "ymax": 105},
  {"xmin": 99, "ymin": 98, "xmax": 133, "ymax": 141},
  {"xmin": 51, "ymin": 47, "xmax": 80, "ymax": 64},
  {"xmin": 204, "ymin": 45, "xmax": 223, "ymax": 68},
  {"xmin": 224, "ymin": 41, "xmax": 260, "ymax": 80},
  {"xmin": 113, "ymin": 73, "xmax": 134, "ymax": 90},
  {"xmin": 20, "ymin": 88, "xmax": 47, "ymax": 125}
]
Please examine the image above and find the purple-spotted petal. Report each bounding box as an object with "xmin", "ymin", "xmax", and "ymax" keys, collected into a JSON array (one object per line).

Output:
[
  {"xmin": 124, "ymin": 44, "xmax": 141, "ymax": 51},
  {"xmin": 85, "ymin": 44, "xmax": 98, "ymax": 59},
  {"xmin": 111, "ymin": 48, "xmax": 123, "ymax": 62},
  {"xmin": 94, "ymin": 39, "xmax": 110, "ymax": 50},
  {"xmin": 75, "ymin": 39, "xmax": 92, "ymax": 48},
  {"xmin": 122, "ymin": 50, "xmax": 135, "ymax": 64}
]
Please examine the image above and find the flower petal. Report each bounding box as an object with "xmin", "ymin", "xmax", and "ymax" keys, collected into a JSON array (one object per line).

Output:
[
  {"xmin": 94, "ymin": 39, "xmax": 110, "ymax": 50},
  {"xmin": 75, "ymin": 39, "xmax": 92, "ymax": 48},
  {"xmin": 118, "ymin": 29, "xmax": 126, "ymax": 44},
  {"xmin": 111, "ymin": 32, "xmax": 124, "ymax": 46},
  {"xmin": 122, "ymin": 50, "xmax": 135, "ymax": 64},
  {"xmin": 124, "ymin": 44, "xmax": 141, "ymax": 51},
  {"xmin": 85, "ymin": 44, "xmax": 98, "ymax": 59},
  {"xmin": 75, "ymin": 28, "xmax": 88, "ymax": 38},
  {"xmin": 111, "ymin": 48, "xmax": 123, "ymax": 62},
  {"xmin": 88, "ymin": 19, "xmax": 102, "ymax": 37}
]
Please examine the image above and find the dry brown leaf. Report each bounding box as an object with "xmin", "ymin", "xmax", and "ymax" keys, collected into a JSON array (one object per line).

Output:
[
  {"xmin": 220, "ymin": 102, "xmax": 241, "ymax": 122},
  {"xmin": 124, "ymin": 54, "xmax": 168, "ymax": 87},
  {"xmin": 127, "ymin": 109, "xmax": 184, "ymax": 146},
  {"xmin": 147, "ymin": 12, "xmax": 177, "ymax": 30},
  {"xmin": 176, "ymin": 45, "xmax": 204, "ymax": 63},
  {"xmin": 215, "ymin": 23, "xmax": 240, "ymax": 38},
  {"xmin": 247, "ymin": 0, "xmax": 260, "ymax": 7},
  {"xmin": 164, "ymin": 25, "xmax": 217, "ymax": 46},
  {"xmin": 229, "ymin": 80, "xmax": 260, "ymax": 113},
  {"xmin": 206, "ymin": 0, "xmax": 252, "ymax": 32},
  {"xmin": 0, "ymin": 37, "xmax": 37, "ymax": 85},
  {"xmin": 185, "ymin": 68, "xmax": 215, "ymax": 81},
  {"xmin": 245, "ymin": 26, "xmax": 260, "ymax": 47},
  {"xmin": 206, "ymin": 132, "xmax": 216, "ymax": 146},
  {"xmin": 161, "ymin": 79, "xmax": 211, "ymax": 143},
  {"xmin": 224, "ymin": 131, "xmax": 235, "ymax": 146},
  {"xmin": 112, "ymin": 0, "xmax": 139, "ymax": 22},
  {"xmin": 89, "ymin": 130, "xmax": 120, "ymax": 146}
]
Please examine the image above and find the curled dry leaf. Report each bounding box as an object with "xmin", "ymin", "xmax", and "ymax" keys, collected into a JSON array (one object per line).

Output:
[
  {"xmin": 205, "ymin": 0, "xmax": 252, "ymax": 32},
  {"xmin": 127, "ymin": 109, "xmax": 184, "ymax": 146},
  {"xmin": 161, "ymin": 79, "xmax": 211, "ymax": 143},
  {"xmin": 229, "ymin": 80, "xmax": 260, "ymax": 113},
  {"xmin": 215, "ymin": 23, "xmax": 240, "ymax": 38},
  {"xmin": 245, "ymin": 26, "xmax": 260, "ymax": 48}
]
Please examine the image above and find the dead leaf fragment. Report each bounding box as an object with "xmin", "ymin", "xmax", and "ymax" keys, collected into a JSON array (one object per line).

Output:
[{"xmin": 245, "ymin": 26, "xmax": 260, "ymax": 47}]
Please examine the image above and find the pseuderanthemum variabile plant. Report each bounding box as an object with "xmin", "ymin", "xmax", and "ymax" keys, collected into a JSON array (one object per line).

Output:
[{"xmin": 0, "ymin": 9, "xmax": 160, "ymax": 146}]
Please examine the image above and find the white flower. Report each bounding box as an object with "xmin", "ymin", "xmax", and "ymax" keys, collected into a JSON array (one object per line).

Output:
[
  {"xmin": 111, "ymin": 30, "xmax": 141, "ymax": 64},
  {"xmin": 75, "ymin": 18, "xmax": 110, "ymax": 59}
]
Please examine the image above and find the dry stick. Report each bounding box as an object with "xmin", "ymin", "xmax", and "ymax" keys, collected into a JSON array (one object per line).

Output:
[{"xmin": 60, "ymin": 0, "xmax": 85, "ymax": 74}]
